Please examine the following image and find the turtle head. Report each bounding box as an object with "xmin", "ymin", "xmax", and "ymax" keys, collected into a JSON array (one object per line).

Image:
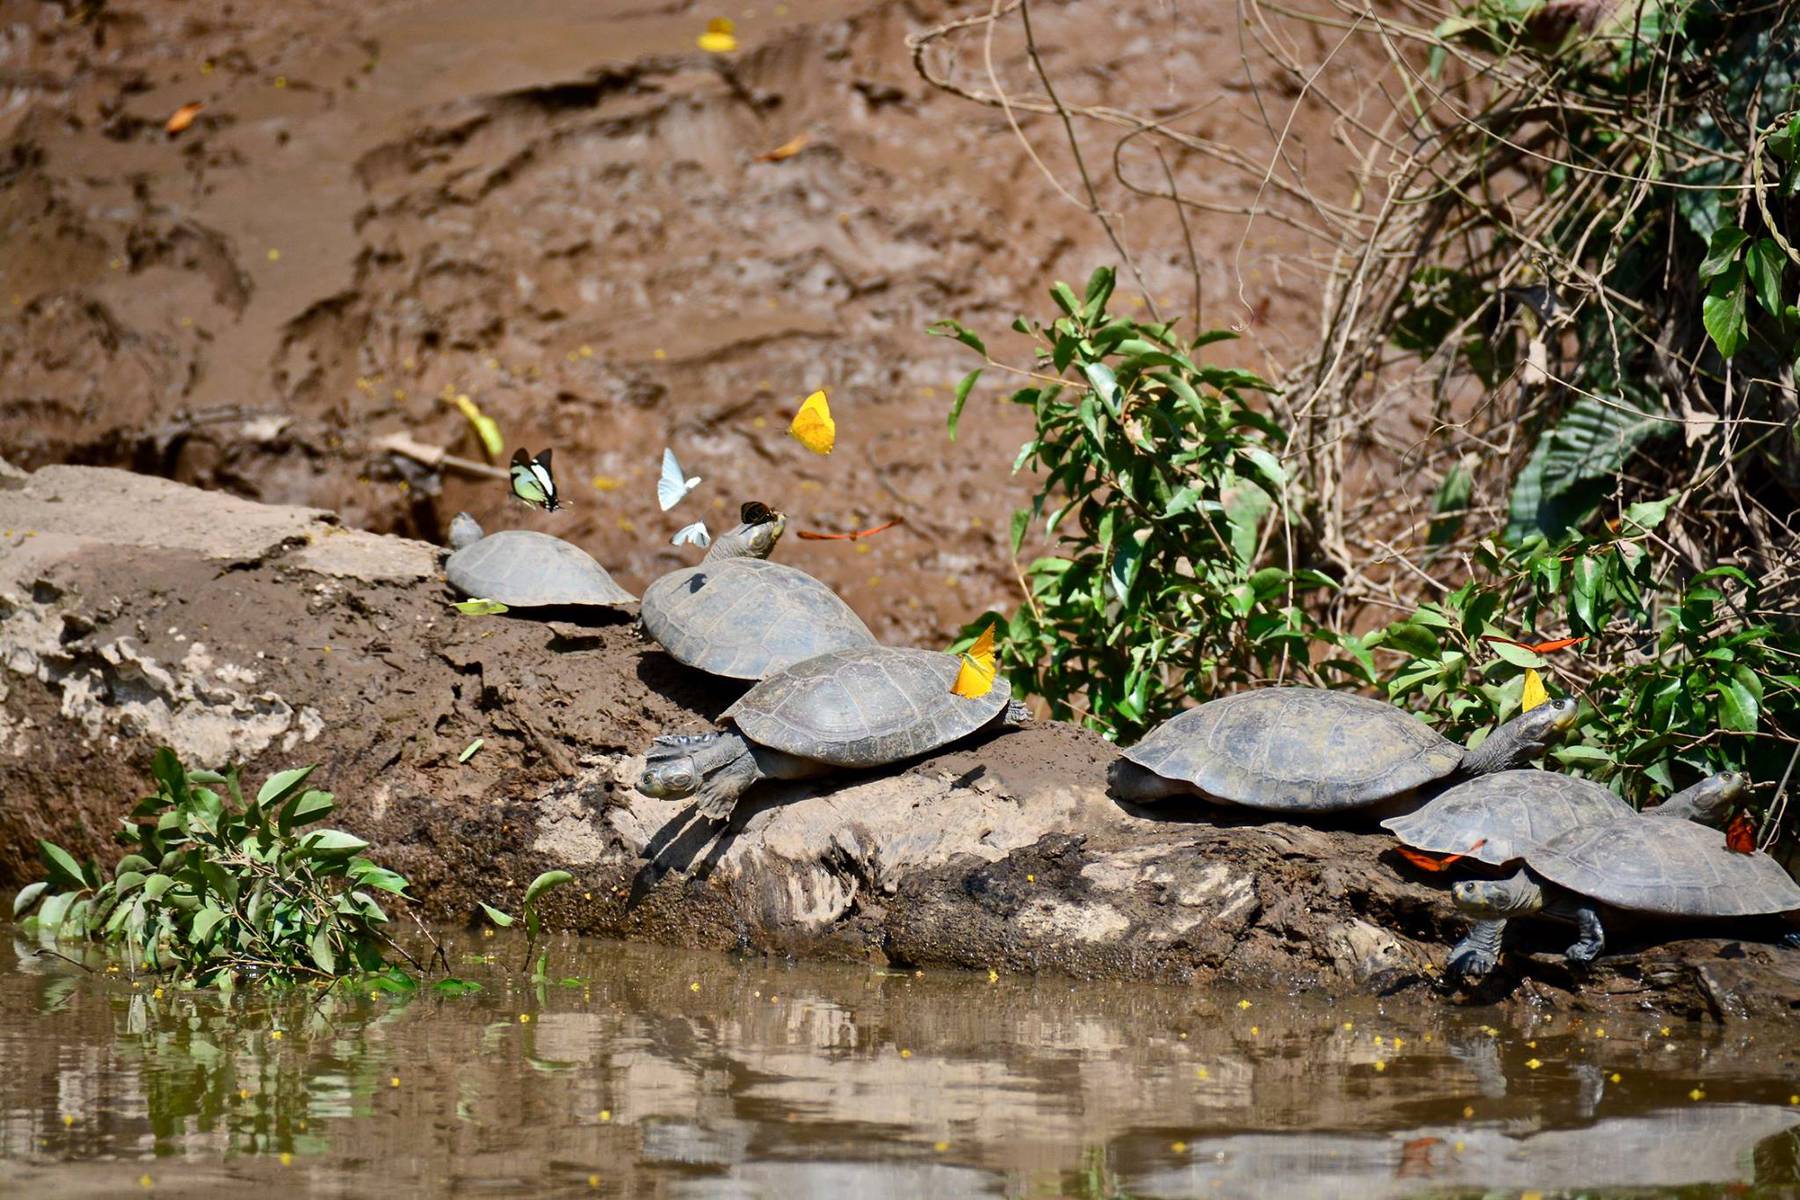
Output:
[
  {"xmin": 703, "ymin": 505, "xmax": 786, "ymax": 561},
  {"xmin": 1461, "ymin": 697, "xmax": 1579, "ymax": 774},
  {"xmin": 448, "ymin": 512, "xmax": 485, "ymax": 550},
  {"xmin": 1452, "ymin": 873, "xmax": 1545, "ymax": 919},
  {"xmin": 636, "ymin": 730, "xmax": 760, "ymax": 818},
  {"xmin": 1649, "ymin": 770, "xmax": 1748, "ymax": 824}
]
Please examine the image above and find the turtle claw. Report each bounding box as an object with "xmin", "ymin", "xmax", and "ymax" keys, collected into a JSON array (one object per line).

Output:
[
  {"xmin": 1783, "ymin": 931, "xmax": 1800, "ymax": 951},
  {"xmin": 1446, "ymin": 946, "xmax": 1496, "ymax": 983}
]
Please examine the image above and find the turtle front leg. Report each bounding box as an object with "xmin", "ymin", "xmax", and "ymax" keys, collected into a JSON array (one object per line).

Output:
[
  {"xmin": 1446, "ymin": 918, "xmax": 1508, "ymax": 982},
  {"xmin": 639, "ymin": 731, "xmax": 766, "ymax": 819},
  {"xmin": 1563, "ymin": 902, "xmax": 1606, "ymax": 966}
]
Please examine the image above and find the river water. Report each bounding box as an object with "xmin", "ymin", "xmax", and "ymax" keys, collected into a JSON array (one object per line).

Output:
[{"xmin": 1, "ymin": 932, "xmax": 1796, "ymax": 1198}]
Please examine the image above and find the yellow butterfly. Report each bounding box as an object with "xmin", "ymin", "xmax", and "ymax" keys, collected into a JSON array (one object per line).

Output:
[
  {"xmin": 1520, "ymin": 667, "xmax": 1549, "ymax": 712},
  {"xmin": 788, "ymin": 389, "xmax": 835, "ymax": 455},
  {"xmin": 951, "ymin": 624, "xmax": 997, "ymax": 699},
  {"xmin": 697, "ymin": 16, "xmax": 737, "ymax": 53}
]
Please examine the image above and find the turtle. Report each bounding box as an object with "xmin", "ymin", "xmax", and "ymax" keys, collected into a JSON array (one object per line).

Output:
[
  {"xmin": 444, "ymin": 512, "xmax": 635, "ymax": 608},
  {"xmin": 636, "ymin": 644, "xmax": 1027, "ymax": 818},
  {"xmin": 1107, "ymin": 688, "xmax": 1580, "ymax": 815},
  {"xmin": 1448, "ymin": 771, "xmax": 1800, "ymax": 978},
  {"xmin": 1384, "ymin": 770, "xmax": 1740, "ymax": 978},
  {"xmin": 639, "ymin": 506, "xmax": 876, "ymax": 680}
]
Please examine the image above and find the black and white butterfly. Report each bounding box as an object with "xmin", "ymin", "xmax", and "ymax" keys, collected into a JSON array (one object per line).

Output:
[{"xmin": 510, "ymin": 448, "xmax": 562, "ymax": 512}]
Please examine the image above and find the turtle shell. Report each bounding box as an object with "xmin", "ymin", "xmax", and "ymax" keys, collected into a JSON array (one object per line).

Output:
[
  {"xmin": 1528, "ymin": 815, "xmax": 1800, "ymax": 917},
  {"xmin": 724, "ymin": 644, "xmax": 1010, "ymax": 768},
  {"xmin": 1121, "ymin": 688, "xmax": 1465, "ymax": 811},
  {"xmin": 1382, "ymin": 769, "xmax": 1633, "ymax": 867},
  {"xmin": 640, "ymin": 558, "xmax": 875, "ymax": 680},
  {"xmin": 445, "ymin": 530, "xmax": 635, "ymax": 607}
]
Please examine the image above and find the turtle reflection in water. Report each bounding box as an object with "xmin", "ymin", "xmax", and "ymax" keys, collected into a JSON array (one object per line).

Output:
[
  {"xmin": 1451, "ymin": 771, "xmax": 1800, "ymax": 977},
  {"xmin": 637, "ymin": 644, "xmax": 1027, "ymax": 819},
  {"xmin": 1109, "ymin": 688, "xmax": 1579, "ymax": 815}
]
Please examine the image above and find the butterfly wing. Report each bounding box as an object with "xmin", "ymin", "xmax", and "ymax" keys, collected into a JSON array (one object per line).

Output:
[
  {"xmin": 671, "ymin": 522, "xmax": 711, "ymax": 549},
  {"xmin": 1520, "ymin": 668, "xmax": 1549, "ymax": 712},
  {"xmin": 788, "ymin": 390, "xmax": 836, "ymax": 455},
  {"xmin": 1725, "ymin": 813, "xmax": 1756, "ymax": 854},
  {"xmin": 658, "ymin": 448, "xmax": 698, "ymax": 511},
  {"xmin": 510, "ymin": 449, "xmax": 548, "ymax": 508},
  {"xmin": 531, "ymin": 448, "xmax": 560, "ymax": 511},
  {"xmin": 950, "ymin": 624, "xmax": 997, "ymax": 699}
]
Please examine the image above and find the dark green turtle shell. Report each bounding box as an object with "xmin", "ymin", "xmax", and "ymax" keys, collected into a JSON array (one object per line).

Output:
[
  {"xmin": 724, "ymin": 645, "xmax": 1010, "ymax": 768},
  {"xmin": 445, "ymin": 530, "xmax": 635, "ymax": 607},
  {"xmin": 641, "ymin": 558, "xmax": 875, "ymax": 680},
  {"xmin": 1382, "ymin": 770, "xmax": 1633, "ymax": 867},
  {"xmin": 1122, "ymin": 688, "xmax": 1464, "ymax": 811},
  {"xmin": 1528, "ymin": 814, "xmax": 1800, "ymax": 917}
]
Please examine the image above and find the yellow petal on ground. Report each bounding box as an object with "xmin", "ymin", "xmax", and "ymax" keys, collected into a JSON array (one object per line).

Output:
[
  {"xmin": 788, "ymin": 389, "xmax": 835, "ymax": 454},
  {"xmin": 754, "ymin": 133, "xmax": 810, "ymax": 162},
  {"xmin": 950, "ymin": 624, "xmax": 997, "ymax": 699},
  {"xmin": 452, "ymin": 394, "xmax": 505, "ymax": 460},
  {"xmin": 1521, "ymin": 667, "xmax": 1549, "ymax": 712},
  {"xmin": 698, "ymin": 17, "xmax": 738, "ymax": 52}
]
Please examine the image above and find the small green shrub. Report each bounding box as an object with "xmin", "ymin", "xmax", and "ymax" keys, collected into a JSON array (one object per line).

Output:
[
  {"xmin": 932, "ymin": 266, "xmax": 1328, "ymax": 740},
  {"xmin": 13, "ymin": 748, "xmax": 418, "ymax": 987}
]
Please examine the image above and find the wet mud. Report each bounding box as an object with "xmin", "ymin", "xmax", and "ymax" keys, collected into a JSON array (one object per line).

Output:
[
  {"xmin": 0, "ymin": 0, "xmax": 1347, "ymax": 648},
  {"xmin": 3, "ymin": 464, "xmax": 1798, "ymax": 1019}
]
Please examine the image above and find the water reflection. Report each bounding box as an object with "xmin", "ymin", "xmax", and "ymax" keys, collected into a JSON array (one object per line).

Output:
[{"xmin": 0, "ymin": 932, "xmax": 1796, "ymax": 1197}]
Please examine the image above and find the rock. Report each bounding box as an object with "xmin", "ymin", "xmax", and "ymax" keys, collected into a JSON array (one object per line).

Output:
[{"xmin": 0, "ymin": 465, "xmax": 1795, "ymax": 1017}]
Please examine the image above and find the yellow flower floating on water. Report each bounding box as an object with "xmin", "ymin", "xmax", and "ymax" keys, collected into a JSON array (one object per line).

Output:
[{"xmin": 697, "ymin": 17, "xmax": 738, "ymax": 53}]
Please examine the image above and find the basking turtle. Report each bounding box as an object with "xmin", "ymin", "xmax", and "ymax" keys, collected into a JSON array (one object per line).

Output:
[
  {"xmin": 637, "ymin": 644, "xmax": 1026, "ymax": 818},
  {"xmin": 1109, "ymin": 689, "xmax": 1579, "ymax": 814},
  {"xmin": 1386, "ymin": 771, "xmax": 1738, "ymax": 978},
  {"xmin": 1449, "ymin": 771, "xmax": 1799, "ymax": 977},
  {"xmin": 640, "ymin": 504, "xmax": 875, "ymax": 680},
  {"xmin": 444, "ymin": 513, "xmax": 635, "ymax": 608}
]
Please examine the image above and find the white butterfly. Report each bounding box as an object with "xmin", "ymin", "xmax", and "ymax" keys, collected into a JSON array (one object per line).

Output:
[
  {"xmin": 670, "ymin": 521, "xmax": 711, "ymax": 549},
  {"xmin": 657, "ymin": 448, "xmax": 701, "ymax": 511}
]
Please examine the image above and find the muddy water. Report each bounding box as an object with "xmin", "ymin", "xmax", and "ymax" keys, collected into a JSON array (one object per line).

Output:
[{"xmin": 2, "ymin": 934, "xmax": 1797, "ymax": 1199}]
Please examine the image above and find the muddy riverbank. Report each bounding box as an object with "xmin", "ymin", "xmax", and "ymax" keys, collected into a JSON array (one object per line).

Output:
[{"xmin": 3, "ymin": 463, "xmax": 1797, "ymax": 1017}]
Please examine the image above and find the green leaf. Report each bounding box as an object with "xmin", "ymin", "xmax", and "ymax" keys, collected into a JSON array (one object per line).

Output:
[
  {"xmin": 1108, "ymin": 536, "xmax": 1144, "ymax": 604},
  {"xmin": 458, "ymin": 738, "xmax": 484, "ymax": 764},
  {"xmin": 1746, "ymin": 238, "xmax": 1786, "ymax": 315},
  {"xmin": 1080, "ymin": 266, "xmax": 1116, "ymax": 322},
  {"xmin": 1716, "ymin": 677, "xmax": 1759, "ymax": 732},
  {"xmin": 309, "ymin": 926, "xmax": 337, "ymax": 974},
  {"xmin": 299, "ymin": 829, "xmax": 369, "ymax": 859},
  {"xmin": 1050, "ymin": 281, "xmax": 1080, "ymax": 317},
  {"xmin": 479, "ymin": 902, "xmax": 516, "ymax": 928},
  {"xmin": 1702, "ymin": 263, "xmax": 1747, "ymax": 359},
  {"xmin": 1081, "ymin": 362, "xmax": 1120, "ymax": 413},
  {"xmin": 454, "ymin": 599, "xmax": 510, "ymax": 616},
  {"xmin": 1506, "ymin": 394, "xmax": 1666, "ymax": 541},
  {"xmin": 1551, "ymin": 744, "xmax": 1614, "ymax": 767},
  {"xmin": 280, "ymin": 789, "xmax": 336, "ymax": 832},
  {"xmin": 142, "ymin": 873, "xmax": 176, "ymax": 900},
  {"xmin": 38, "ymin": 841, "xmax": 87, "ymax": 892},
  {"xmin": 1009, "ymin": 508, "xmax": 1029, "ymax": 555},
  {"xmin": 191, "ymin": 906, "xmax": 228, "ymax": 944},
  {"xmin": 257, "ymin": 764, "xmax": 318, "ymax": 808},
  {"xmin": 433, "ymin": 978, "xmax": 484, "ymax": 996},
  {"xmin": 1236, "ymin": 446, "xmax": 1286, "ymax": 495},
  {"xmin": 1484, "ymin": 640, "xmax": 1547, "ymax": 669},
  {"xmin": 1622, "ymin": 496, "xmax": 1675, "ymax": 532},
  {"xmin": 1698, "ymin": 226, "xmax": 1748, "ymax": 281},
  {"xmin": 524, "ymin": 870, "xmax": 576, "ymax": 907},
  {"xmin": 947, "ymin": 369, "xmax": 983, "ymax": 441},
  {"xmin": 1570, "ymin": 556, "xmax": 1603, "ymax": 632},
  {"xmin": 13, "ymin": 881, "xmax": 48, "ymax": 917},
  {"xmin": 925, "ymin": 318, "xmax": 987, "ymax": 359}
]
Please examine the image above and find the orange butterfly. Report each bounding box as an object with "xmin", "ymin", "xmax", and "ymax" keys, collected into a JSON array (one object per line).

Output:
[
  {"xmin": 796, "ymin": 518, "xmax": 902, "ymax": 541},
  {"xmin": 1481, "ymin": 634, "xmax": 1587, "ymax": 654},
  {"xmin": 1396, "ymin": 838, "xmax": 1487, "ymax": 872},
  {"xmin": 1725, "ymin": 813, "xmax": 1756, "ymax": 854},
  {"xmin": 950, "ymin": 624, "xmax": 997, "ymax": 699}
]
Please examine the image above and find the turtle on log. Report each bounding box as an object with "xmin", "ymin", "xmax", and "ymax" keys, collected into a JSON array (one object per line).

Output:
[
  {"xmin": 1108, "ymin": 688, "xmax": 1579, "ymax": 815},
  {"xmin": 637, "ymin": 644, "xmax": 1027, "ymax": 818},
  {"xmin": 639, "ymin": 504, "xmax": 875, "ymax": 680},
  {"xmin": 1448, "ymin": 771, "xmax": 1800, "ymax": 978}
]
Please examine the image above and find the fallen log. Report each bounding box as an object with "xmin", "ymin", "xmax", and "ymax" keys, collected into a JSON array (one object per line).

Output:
[{"xmin": 1, "ymin": 463, "xmax": 1795, "ymax": 1017}]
